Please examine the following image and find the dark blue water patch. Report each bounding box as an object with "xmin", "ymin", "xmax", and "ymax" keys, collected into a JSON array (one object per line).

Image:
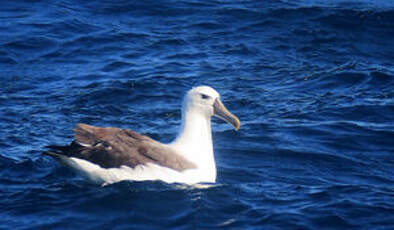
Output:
[
  {"xmin": 326, "ymin": 104, "xmax": 394, "ymax": 123},
  {"xmin": 184, "ymin": 21, "xmax": 224, "ymax": 31},
  {"xmin": 100, "ymin": 60, "xmax": 134, "ymax": 73},
  {"xmin": 317, "ymin": 8, "xmax": 394, "ymax": 30},
  {"xmin": 3, "ymin": 36, "xmax": 57, "ymax": 56}
]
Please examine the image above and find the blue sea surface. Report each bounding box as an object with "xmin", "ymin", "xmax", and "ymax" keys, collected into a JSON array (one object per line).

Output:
[{"xmin": 1, "ymin": 0, "xmax": 394, "ymax": 229}]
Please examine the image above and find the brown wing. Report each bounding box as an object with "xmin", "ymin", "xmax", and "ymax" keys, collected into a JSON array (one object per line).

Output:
[{"xmin": 47, "ymin": 123, "xmax": 196, "ymax": 172}]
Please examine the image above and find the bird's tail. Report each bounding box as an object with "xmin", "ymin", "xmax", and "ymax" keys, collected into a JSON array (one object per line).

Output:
[{"xmin": 42, "ymin": 151, "xmax": 63, "ymax": 159}]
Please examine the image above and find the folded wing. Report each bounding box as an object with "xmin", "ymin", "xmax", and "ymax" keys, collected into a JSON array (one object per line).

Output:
[{"xmin": 45, "ymin": 123, "xmax": 196, "ymax": 172}]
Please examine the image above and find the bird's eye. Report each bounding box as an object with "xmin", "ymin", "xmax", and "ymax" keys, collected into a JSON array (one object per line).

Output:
[{"xmin": 201, "ymin": 94, "xmax": 210, "ymax": 100}]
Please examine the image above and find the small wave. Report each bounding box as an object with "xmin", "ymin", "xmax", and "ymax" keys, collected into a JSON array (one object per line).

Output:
[
  {"xmin": 3, "ymin": 36, "xmax": 56, "ymax": 51},
  {"xmin": 185, "ymin": 22, "xmax": 223, "ymax": 31},
  {"xmin": 101, "ymin": 60, "xmax": 133, "ymax": 72}
]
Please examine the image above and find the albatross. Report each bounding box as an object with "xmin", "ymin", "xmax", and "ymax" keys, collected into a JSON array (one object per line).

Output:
[{"xmin": 44, "ymin": 86, "xmax": 240, "ymax": 185}]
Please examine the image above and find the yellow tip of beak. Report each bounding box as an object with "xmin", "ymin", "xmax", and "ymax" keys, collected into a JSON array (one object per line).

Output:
[{"xmin": 234, "ymin": 118, "xmax": 241, "ymax": 131}]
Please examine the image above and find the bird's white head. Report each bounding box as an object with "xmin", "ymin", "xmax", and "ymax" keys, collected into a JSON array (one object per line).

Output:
[{"xmin": 183, "ymin": 86, "xmax": 240, "ymax": 130}]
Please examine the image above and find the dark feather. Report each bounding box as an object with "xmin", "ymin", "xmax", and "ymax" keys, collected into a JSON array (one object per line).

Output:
[{"xmin": 45, "ymin": 123, "xmax": 197, "ymax": 171}]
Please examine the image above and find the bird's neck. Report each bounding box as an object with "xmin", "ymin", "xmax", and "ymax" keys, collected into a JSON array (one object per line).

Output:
[{"xmin": 170, "ymin": 108, "xmax": 215, "ymax": 171}]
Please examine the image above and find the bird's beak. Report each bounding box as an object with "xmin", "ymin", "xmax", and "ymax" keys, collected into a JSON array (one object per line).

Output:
[{"xmin": 213, "ymin": 98, "xmax": 241, "ymax": 131}]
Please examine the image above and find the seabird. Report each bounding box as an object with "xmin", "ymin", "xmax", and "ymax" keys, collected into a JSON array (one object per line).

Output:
[{"xmin": 44, "ymin": 86, "xmax": 240, "ymax": 185}]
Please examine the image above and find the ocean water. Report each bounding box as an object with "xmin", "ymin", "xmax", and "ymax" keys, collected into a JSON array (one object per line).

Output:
[{"xmin": 1, "ymin": 0, "xmax": 394, "ymax": 229}]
